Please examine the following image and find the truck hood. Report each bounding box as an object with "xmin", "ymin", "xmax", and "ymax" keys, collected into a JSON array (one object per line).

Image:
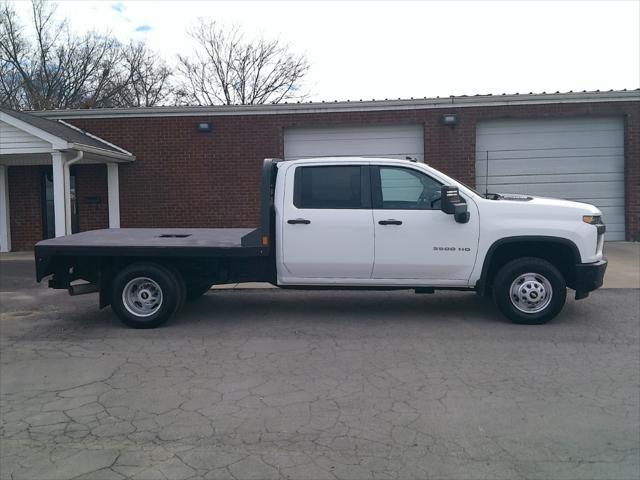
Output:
[{"xmin": 490, "ymin": 193, "xmax": 602, "ymax": 215}]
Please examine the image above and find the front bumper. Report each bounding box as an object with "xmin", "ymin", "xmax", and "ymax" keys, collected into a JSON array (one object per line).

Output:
[{"xmin": 573, "ymin": 258, "xmax": 607, "ymax": 299}]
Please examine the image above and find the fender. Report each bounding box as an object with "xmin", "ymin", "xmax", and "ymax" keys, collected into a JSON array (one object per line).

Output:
[{"xmin": 476, "ymin": 235, "xmax": 582, "ymax": 295}]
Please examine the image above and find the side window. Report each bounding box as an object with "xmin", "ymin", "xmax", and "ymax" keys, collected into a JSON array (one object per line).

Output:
[
  {"xmin": 377, "ymin": 167, "xmax": 443, "ymax": 210},
  {"xmin": 294, "ymin": 166, "xmax": 369, "ymax": 209}
]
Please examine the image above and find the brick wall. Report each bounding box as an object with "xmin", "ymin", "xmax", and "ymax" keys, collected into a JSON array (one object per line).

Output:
[
  {"xmin": 624, "ymin": 112, "xmax": 639, "ymax": 241},
  {"xmin": 8, "ymin": 164, "xmax": 109, "ymax": 251},
  {"xmin": 67, "ymin": 99, "xmax": 639, "ymax": 240},
  {"xmin": 8, "ymin": 166, "xmax": 42, "ymax": 251},
  {"xmin": 75, "ymin": 164, "xmax": 109, "ymax": 233}
]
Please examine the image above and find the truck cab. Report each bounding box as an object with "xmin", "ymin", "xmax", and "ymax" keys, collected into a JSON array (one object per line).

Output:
[{"xmin": 35, "ymin": 157, "xmax": 607, "ymax": 328}]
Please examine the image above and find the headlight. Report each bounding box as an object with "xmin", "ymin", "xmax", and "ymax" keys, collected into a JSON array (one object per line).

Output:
[{"xmin": 583, "ymin": 215, "xmax": 602, "ymax": 225}]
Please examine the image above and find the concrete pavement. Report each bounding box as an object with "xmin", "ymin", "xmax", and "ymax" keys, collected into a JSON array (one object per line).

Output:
[
  {"xmin": 1, "ymin": 255, "xmax": 639, "ymax": 480},
  {"xmin": 603, "ymin": 242, "xmax": 640, "ymax": 288}
]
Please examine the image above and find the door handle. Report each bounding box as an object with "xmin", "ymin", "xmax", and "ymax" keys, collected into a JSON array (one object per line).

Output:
[
  {"xmin": 378, "ymin": 219, "xmax": 402, "ymax": 225},
  {"xmin": 287, "ymin": 218, "xmax": 311, "ymax": 225}
]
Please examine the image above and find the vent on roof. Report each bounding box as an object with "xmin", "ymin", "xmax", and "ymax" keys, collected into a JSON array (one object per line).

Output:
[{"xmin": 158, "ymin": 234, "xmax": 191, "ymax": 238}]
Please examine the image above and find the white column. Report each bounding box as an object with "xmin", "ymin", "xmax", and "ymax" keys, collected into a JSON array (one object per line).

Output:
[
  {"xmin": 64, "ymin": 159, "xmax": 72, "ymax": 235},
  {"xmin": 63, "ymin": 151, "xmax": 83, "ymax": 235},
  {"xmin": 51, "ymin": 152, "xmax": 66, "ymax": 237},
  {"xmin": 0, "ymin": 165, "xmax": 11, "ymax": 252},
  {"xmin": 107, "ymin": 163, "xmax": 120, "ymax": 228}
]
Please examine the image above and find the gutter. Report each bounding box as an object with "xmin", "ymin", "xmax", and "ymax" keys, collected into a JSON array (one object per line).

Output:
[
  {"xmin": 29, "ymin": 89, "xmax": 640, "ymax": 120},
  {"xmin": 68, "ymin": 143, "xmax": 135, "ymax": 162}
]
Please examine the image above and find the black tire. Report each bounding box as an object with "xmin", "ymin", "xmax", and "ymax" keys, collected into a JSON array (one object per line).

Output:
[
  {"xmin": 110, "ymin": 262, "xmax": 181, "ymax": 329},
  {"xmin": 492, "ymin": 257, "xmax": 566, "ymax": 325},
  {"xmin": 165, "ymin": 265, "xmax": 187, "ymax": 313},
  {"xmin": 186, "ymin": 283, "xmax": 212, "ymax": 301}
]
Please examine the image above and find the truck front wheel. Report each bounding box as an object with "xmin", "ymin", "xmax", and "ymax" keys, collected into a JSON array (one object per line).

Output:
[
  {"xmin": 111, "ymin": 263, "xmax": 181, "ymax": 329},
  {"xmin": 492, "ymin": 257, "xmax": 566, "ymax": 325}
]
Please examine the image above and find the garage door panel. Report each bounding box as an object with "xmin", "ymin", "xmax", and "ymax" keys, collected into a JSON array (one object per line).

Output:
[
  {"xmin": 603, "ymin": 225, "xmax": 626, "ymax": 234},
  {"xmin": 477, "ymin": 117, "xmax": 623, "ymax": 133},
  {"xmin": 285, "ymin": 125, "xmax": 424, "ymax": 161},
  {"xmin": 476, "ymin": 131, "xmax": 622, "ymax": 152},
  {"xmin": 476, "ymin": 158, "xmax": 624, "ymax": 177},
  {"xmin": 475, "ymin": 180, "xmax": 624, "ymax": 199},
  {"xmin": 477, "ymin": 118, "xmax": 624, "ymax": 138},
  {"xmin": 286, "ymin": 125, "xmax": 421, "ymax": 140},
  {"xmin": 591, "ymin": 209, "xmax": 625, "ymax": 223},
  {"xmin": 477, "ymin": 172, "xmax": 624, "ymax": 185},
  {"xmin": 476, "ymin": 117, "xmax": 625, "ymax": 240},
  {"xmin": 475, "ymin": 147, "xmax": 623, "ymax": 162},
  {"xmin": 286, "ymin": 138, "xmax": 421, "ymax": 157},
  {"xmin": 571, "ymin": 197, "xmax": 624, "ymax": 208}
]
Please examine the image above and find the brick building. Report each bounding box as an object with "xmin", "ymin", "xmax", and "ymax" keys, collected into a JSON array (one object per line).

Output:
[{"xmin": 1, "ymin": 89, "xmax": 638, "ymax": 251}]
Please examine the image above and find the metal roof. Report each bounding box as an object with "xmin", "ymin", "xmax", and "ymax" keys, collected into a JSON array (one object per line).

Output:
[{"xmin": 29, "ymin": 89, "xmax": 640, "ymax": 120}]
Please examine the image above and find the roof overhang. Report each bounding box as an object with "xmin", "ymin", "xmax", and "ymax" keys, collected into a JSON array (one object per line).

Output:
[
  {"xmin": 0, "ymin": 111, "xmax": 134, "ymax": 162},
  {"xmin": 30, "ymin": 89, "xmax": 640, "ymax": 120}
]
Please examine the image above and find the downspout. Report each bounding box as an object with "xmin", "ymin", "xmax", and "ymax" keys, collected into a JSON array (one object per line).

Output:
[{"xmin": 64, "ymin": 151, "xmax": 83, "ymax": 235}]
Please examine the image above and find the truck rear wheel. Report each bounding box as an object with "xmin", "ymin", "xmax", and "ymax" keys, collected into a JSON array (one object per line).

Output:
[
  {"xmin": 111, "ymin": 263, "xmax": 181, "ymax": 329},
  {"xmin": 492, "ymin": 257, "xmax": 566, "ymax": 325}
]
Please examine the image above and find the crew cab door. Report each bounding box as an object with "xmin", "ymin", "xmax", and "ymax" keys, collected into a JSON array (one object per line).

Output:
[
  {"xmin": 279, "ymin": 163, "xmax": 374, "ymax": 280},
  {"xmin": 371, "ymin": 165, "xmax": 479, "ymax": 282}
]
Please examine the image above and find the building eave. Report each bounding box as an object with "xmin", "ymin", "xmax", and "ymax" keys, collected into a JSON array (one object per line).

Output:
[{"xmin": 30, "ymin": 89, "xmax": 640, "ymax": 120}]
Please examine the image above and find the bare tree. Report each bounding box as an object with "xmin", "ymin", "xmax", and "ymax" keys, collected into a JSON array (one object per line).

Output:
[
  {"xmin": 120, "ymin": 42, "xmax": 173, "ymax": 107},
  {"xmin": 177, "ymin": 20, "xmax": 309, "ymax": 105},
  {"xmin": 0, "ymin": 0, "xmax": 172, "ymax": 110}
]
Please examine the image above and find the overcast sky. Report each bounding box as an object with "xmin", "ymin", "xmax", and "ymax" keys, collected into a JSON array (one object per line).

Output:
[{"xmin": 13, "ymin": 0, "xmax": 640, "ymax": 101}]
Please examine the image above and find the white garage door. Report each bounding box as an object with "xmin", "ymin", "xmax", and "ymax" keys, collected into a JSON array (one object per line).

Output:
[
  {"xmin": 284, "ymin": 125, "xmax": 424, "ymax": 162},
  {"xmin": 475, "ymin": 117, "xmax": 625, "ymax": 240}
]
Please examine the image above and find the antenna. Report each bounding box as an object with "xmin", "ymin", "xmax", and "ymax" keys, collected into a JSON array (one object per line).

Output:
[{"xmin": 485, "ymin": 150, "xmax": 489, "ymax": 197}]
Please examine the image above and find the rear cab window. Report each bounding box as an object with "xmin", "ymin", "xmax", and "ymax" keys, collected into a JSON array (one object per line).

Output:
[{"xmin": 293, "ymin": 165, "xmax": 371, "ymax": 209}]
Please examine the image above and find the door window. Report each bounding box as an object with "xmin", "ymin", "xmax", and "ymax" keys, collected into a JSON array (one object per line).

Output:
[
  {"xmin": 294, "ymin": 166, "xmax": 370, "ymax": 209},
  {"xmin": 375, "ymin": 167, "xmax": 442, "ymax": 210}
]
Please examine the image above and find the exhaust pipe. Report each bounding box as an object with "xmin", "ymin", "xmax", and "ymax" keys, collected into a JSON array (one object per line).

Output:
[{"xmin": 68, "ymin": 283, "xmax": 99, "ymax": 296}]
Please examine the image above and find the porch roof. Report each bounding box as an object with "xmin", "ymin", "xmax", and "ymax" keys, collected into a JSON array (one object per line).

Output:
[{"xmin": 0, "ymin": 107, "xmax": 135, "ymax": 163}]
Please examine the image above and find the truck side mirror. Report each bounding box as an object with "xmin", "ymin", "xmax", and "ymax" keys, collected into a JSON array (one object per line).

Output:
[{"xmin": 440, "ymin": 186, "xmax": 470, "ymax": 224}]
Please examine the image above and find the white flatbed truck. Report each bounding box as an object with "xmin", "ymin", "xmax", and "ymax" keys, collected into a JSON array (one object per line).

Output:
[{"xmin": 35, "ymin": 157, "xmax": 607, "ymax": 328}]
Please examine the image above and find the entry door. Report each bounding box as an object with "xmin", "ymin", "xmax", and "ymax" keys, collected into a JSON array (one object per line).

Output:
[
  {"xmin": 371, "ymin": 166, "xmax": 478, "ymax": 282},
  {"xmin": 42, "ymin": 167, "xmax": 78, "ymax": 239},
  {"xmin": 281, "ymin": 164, "xmax": 375, "ymax": 279}
]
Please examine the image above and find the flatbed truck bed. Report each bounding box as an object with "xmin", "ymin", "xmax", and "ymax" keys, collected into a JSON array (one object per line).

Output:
[{"xmin": 35, "ymin": 228, "xmax": 261, "ymax": 259}]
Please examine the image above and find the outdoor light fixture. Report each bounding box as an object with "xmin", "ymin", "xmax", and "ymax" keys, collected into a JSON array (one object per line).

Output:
[
  {"xmin": 440, "ymin": 114, "xmax": 459, "ymax": 126},
  {"xmin": 196, "ymin": 121, "xmax": 212, "ymax": 133}
]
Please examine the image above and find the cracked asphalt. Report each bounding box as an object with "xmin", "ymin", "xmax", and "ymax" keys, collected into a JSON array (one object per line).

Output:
[{"xmin": 1, "ymin": 259, "xmax": 639, "ymax": 480}]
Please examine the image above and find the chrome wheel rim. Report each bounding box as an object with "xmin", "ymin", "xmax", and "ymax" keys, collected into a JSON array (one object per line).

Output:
[
  {"xmin": 509, "ymin": 273, "xmax": 553, "ymax": 314},
  {"xmin": 122, "ymin": 277, "xmax": 163, "ymax": 317}
]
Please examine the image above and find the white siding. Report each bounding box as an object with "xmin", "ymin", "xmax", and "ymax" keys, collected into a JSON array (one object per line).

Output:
[
  {"xmin": 284, "ymin": 125, "xmax": 424, "ymax": 162},
  {"xmin": 476, "ymin": 117, "xmax": 625, "ymax": 240},
  {"xmin": 0, "ymin": 120, "xmax": 52, "ymax": 154}
]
